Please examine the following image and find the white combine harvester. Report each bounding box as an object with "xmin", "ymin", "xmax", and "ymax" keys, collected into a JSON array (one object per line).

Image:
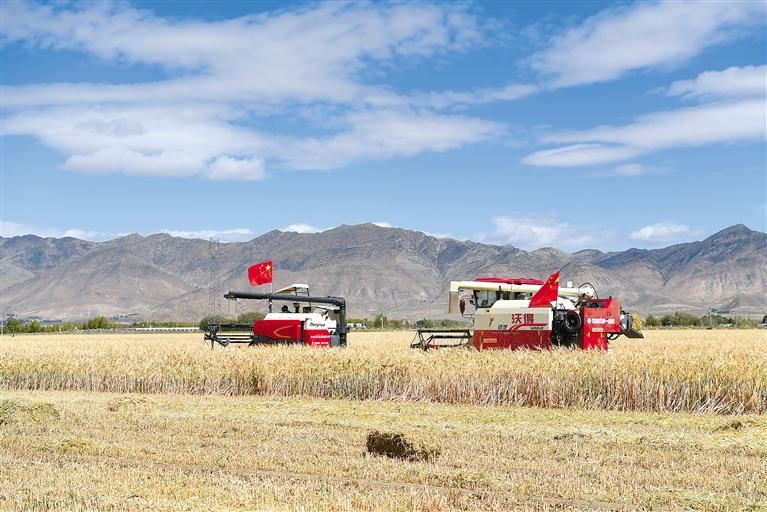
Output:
[
  {"xmin": 412, "ymin": 272, "xmax": 642, "ymax": 351},
  {"xmin": 205, "ymin": 284, "xmax": 347, "ymax": 348}
]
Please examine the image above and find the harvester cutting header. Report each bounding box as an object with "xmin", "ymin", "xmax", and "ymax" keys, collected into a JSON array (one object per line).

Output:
[{"xmin": 412, "ymin": 271, "xmax": 643, "ymax": 351}]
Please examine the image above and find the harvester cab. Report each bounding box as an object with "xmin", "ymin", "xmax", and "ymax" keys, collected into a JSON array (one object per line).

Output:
[
  {"xmin": 204, "ymin": 284, "xmax": 347, "ymax": 348},
  {"xmin": 412, "ymin": 272, "xmax": 642, "ymax": 351}
]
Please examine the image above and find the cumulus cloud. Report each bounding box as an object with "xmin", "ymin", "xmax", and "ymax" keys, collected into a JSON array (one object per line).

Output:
[
  {"xmin": 522, "ymin": 3, "xmax": 766, "ymax": 170},
  {"xmin": 4, "ymin": 103, "xmax": 267, "ymax": 177},
  {"xmin": 546, "ymin": 99, "xmax": 765, "ymax": 148},
  {"xmin": 0, "ymin": 2, "xmax": 514, "ymax": 179},
  {"xmin": 477, "ymin": 214, "xmax": 611, "ymax": 250},
  {"xmin": 159, "ymin": 228, "xmax": 255, "ymax": 242},
  {"xmin": 204, "ymin": 156, "xmax": 265, "ymax": 181},
  {"xmin": 1, "ymin": 2, "xmax": 481, "ymax": 102},
  {"xmin": 410, "ymin": 84, "xmax": 538, "ymax": 109},
  {"xmin": 629, "ymin": 222, "xmax": 695, "ymax": 243},
  {"xmin": 0, "ymin": 220, "xmax": 257, "ymax": 242},
  {"xmin": 666, "ymin": 65, "xmax": 767, "ymax": 100},
  {"xmin": 0, "ymin": 220, "xmax": 119, "ymax": 241},
  {"xmin": 524, "ymin": 99, "xmax": 766, "ymax": 167},
  {"xmin": 530, "ymin": 1, "xmax": 766, "ymax": 88},
  {"xmin": 423, "ymin": 231, "xmax": 455, "ymax": 239},
  {"xmin": 281, "ymin": 109, "xmax": 504, "ymax": 170},
  {"xmin": 280, "ymin": 224, "xmax": 325, "ymax": 234}
]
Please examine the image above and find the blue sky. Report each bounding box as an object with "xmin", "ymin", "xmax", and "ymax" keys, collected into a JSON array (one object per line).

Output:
[{"xmin": 1, "ymin": 0, "xmax": 765, "ymax": 251}]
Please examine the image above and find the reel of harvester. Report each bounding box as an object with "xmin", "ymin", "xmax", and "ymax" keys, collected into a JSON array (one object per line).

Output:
[
  {"xmin": 410, "ymin": 329, "xmax": 472, "ymax": 350},
  {"xmin": 203, "ymin": 322, "xmax": 259, "ymax": 348}
]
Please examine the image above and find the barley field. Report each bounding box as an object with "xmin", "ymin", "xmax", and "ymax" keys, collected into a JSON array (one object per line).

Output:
[
  {"xmin": 2, "ymin": 390, "xmax": 766, "ymax": 511},
  {"xmin": 0, "ymin": 330, "xmax": 765, "ymax": 414},
  {"xmin": 1, "ymin": 330, "xmax": 765, "ymax": 511}
]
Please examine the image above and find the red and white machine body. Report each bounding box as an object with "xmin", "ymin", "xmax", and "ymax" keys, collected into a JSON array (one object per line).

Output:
[
  {"xmin": 254, "ymin": 311, "xmax": 336, "ymax": 347},
  {"xmin": 206, "ymin": 284, "xmax": 347, "ymax": 348},
  {"xmin": 449, "ymin": 273, "xmax": 641, "ymax": 351},
  {"xmin": 249, "ymin": 284, "xmax": 341, "ymax": 347}
]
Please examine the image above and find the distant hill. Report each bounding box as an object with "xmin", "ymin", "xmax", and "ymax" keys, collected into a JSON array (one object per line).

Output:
[{"xmin": 1, "ymin": 224, "xmax": 765, "ymax": 321}]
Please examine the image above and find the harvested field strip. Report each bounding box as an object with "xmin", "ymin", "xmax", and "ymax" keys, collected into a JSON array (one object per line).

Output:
[
  {"xmin": 0, "ymin": 330, "xmax": 765, "ymax": 414},
  {"xmin": 5, "ymin": 452, "xmax": 642, "ymax": 511},
  {"xmin": 1, "ymin": 390, "xmax": 765, "ymax": 511}
]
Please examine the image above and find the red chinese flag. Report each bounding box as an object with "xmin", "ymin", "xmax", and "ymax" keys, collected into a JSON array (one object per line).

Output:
[
  {"xmin": 529, "ymin": 271, "xmax": 560, "ymax": 308},
  {"xmin": 247, "ymin": 261, "xmax": 273, "ymax": 286}
]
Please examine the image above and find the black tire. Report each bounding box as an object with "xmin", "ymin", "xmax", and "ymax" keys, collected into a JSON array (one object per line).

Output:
[{"xmin": 563, "ymin": 311, "xmax": 582, "ymax": 333}]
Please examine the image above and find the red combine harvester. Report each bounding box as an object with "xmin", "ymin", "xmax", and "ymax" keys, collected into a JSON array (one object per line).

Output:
[
  {"xmin": 204, "ymin": 284, "xmax": 347, "ymax": 348},
  {"xmin": 411, "ymin": 272, "xmax": 642, "ymax": 351}
]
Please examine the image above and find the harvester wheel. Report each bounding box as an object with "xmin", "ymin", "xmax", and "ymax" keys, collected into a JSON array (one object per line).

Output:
[{"xmin": 564, "ymin": 311, "xmax": 582, "ymax": 333}]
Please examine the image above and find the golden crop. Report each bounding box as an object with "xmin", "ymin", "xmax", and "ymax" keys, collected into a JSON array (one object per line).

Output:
[
  {"xmin": 0, "ymin": 329, "xmax": 764, "ymax": 414},
  {"xmin": 3, "ymin": 390, "xmax": 765, "ymax": 511}
]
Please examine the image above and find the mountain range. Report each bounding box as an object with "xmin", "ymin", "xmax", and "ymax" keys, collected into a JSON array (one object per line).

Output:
[{"xmin": 1, "ymin": 223, "xmax": 764, "ymax": 321}]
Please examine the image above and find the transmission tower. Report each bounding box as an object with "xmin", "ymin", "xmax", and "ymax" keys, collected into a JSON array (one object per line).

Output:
[{"xmin": 209, "ymin": 238, "xmax": 222, "ymax": 317}]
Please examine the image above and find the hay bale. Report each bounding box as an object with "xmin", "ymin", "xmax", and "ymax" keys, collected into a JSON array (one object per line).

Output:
[{"xmin": 365, "ymin": 430, "xmax": 439, "ymax": 462}]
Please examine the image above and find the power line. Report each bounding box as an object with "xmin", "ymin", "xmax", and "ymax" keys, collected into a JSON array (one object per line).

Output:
[{"xmin": 209, "ymin": 238, "xmax": 222, "ymax": 317}]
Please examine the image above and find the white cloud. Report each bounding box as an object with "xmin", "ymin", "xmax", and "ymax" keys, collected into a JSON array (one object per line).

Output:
[
  {"xmin": 547, "ymin": 99, "xmax": 765, "ymax": 148},
  {"xmin": 0, "ymin": 220, "xmax": 256, "ymax": 242},
  {"xmin": 524, "ymin": 99, "xmax": 766, "ymax": 167},
  {"xmin": 0, "ymin": 2, "xmax": 506, "ymax": 179},
  {"xmin": 372, "ymin": 222, "xmax": 393, "ymax": 228},
  {"xmin": 280, "ymin": 109, "xmax": 504, "ymax": 170},
  {"xmin": 159, "ymin": 228, "xmax": 254, "ymax": 242},
  {"xmin": 410, "ymin": 84, "xmax": 538, "ymax": 109},
  {"xmin": 629, "ymin": 222, "xmax": 694, "ymax": 243},
  {"xmin": 667, "ymin": 65, "xmax": 767, "ymax": 100},
  {"xmin": 477, "ymin": 214, "xmax": 609, "ymax": 250},
  {"xmin": 530, "ymin": 1, "xmax": 766, "ymax": 88},
  {"xmin": 4, "ymin": 103, "xmax": 266, "ymax": 178},
  {"xmin": 522, "ymin": 144, "xmax": 643, "ymax": 167},
  {"xmin": 204, "ymin": 156, "xmax": 265, "ymax": 181},
  {"xmin": 617, "ymin": 163, "xmax": 645, "ymax": 176},
  {"xmin": 588, "ymin": 163, "xmax": 654, "ymax": 177},
  {"xmin": 280, "ymin": 224, "xmax": 324, "ymax": 234},
  {"xmin": 423, "ymin": 231, "xmax": 454, "ymax": 239},
  {"xmin": 605, "ymin": 163, "xmax": 644, "ymax": 177},
  {"xmin": 1, "ymin": 2, "xmax": 480, "ymax": 103},
  {"xmin": 0, "ymin": 220, "xmax": 118, "ymax": 241}
]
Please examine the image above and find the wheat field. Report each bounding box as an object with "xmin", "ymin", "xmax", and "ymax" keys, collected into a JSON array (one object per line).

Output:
[{"xmin": 0, "ymin": 329, "xmax": 764, "ymax": 414}]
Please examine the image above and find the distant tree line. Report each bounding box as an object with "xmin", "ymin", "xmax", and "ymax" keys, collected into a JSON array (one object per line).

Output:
[
  {"xmin": 198, "ymin": 311, "xmax": 265, "ymax": 330},
  {"xmin": 2, "ymin": 315, "xmax": 118, "ymax": 333},
  {"xmin": 2, "ymin": 316, "xmax": 198, "ymax": 334},
  {"xmin": 357, "ymin": 314, "xmax": 469, "ymax": 330},
  {"xmin": 643, "ymin": 312, "xmax": 764, "ymax": 328}
]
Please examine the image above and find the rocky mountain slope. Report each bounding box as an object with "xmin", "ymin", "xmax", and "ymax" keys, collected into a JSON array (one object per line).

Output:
[{"xmin": 1, "ymin": 224, "xmax": 764, "ymax": 321}]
